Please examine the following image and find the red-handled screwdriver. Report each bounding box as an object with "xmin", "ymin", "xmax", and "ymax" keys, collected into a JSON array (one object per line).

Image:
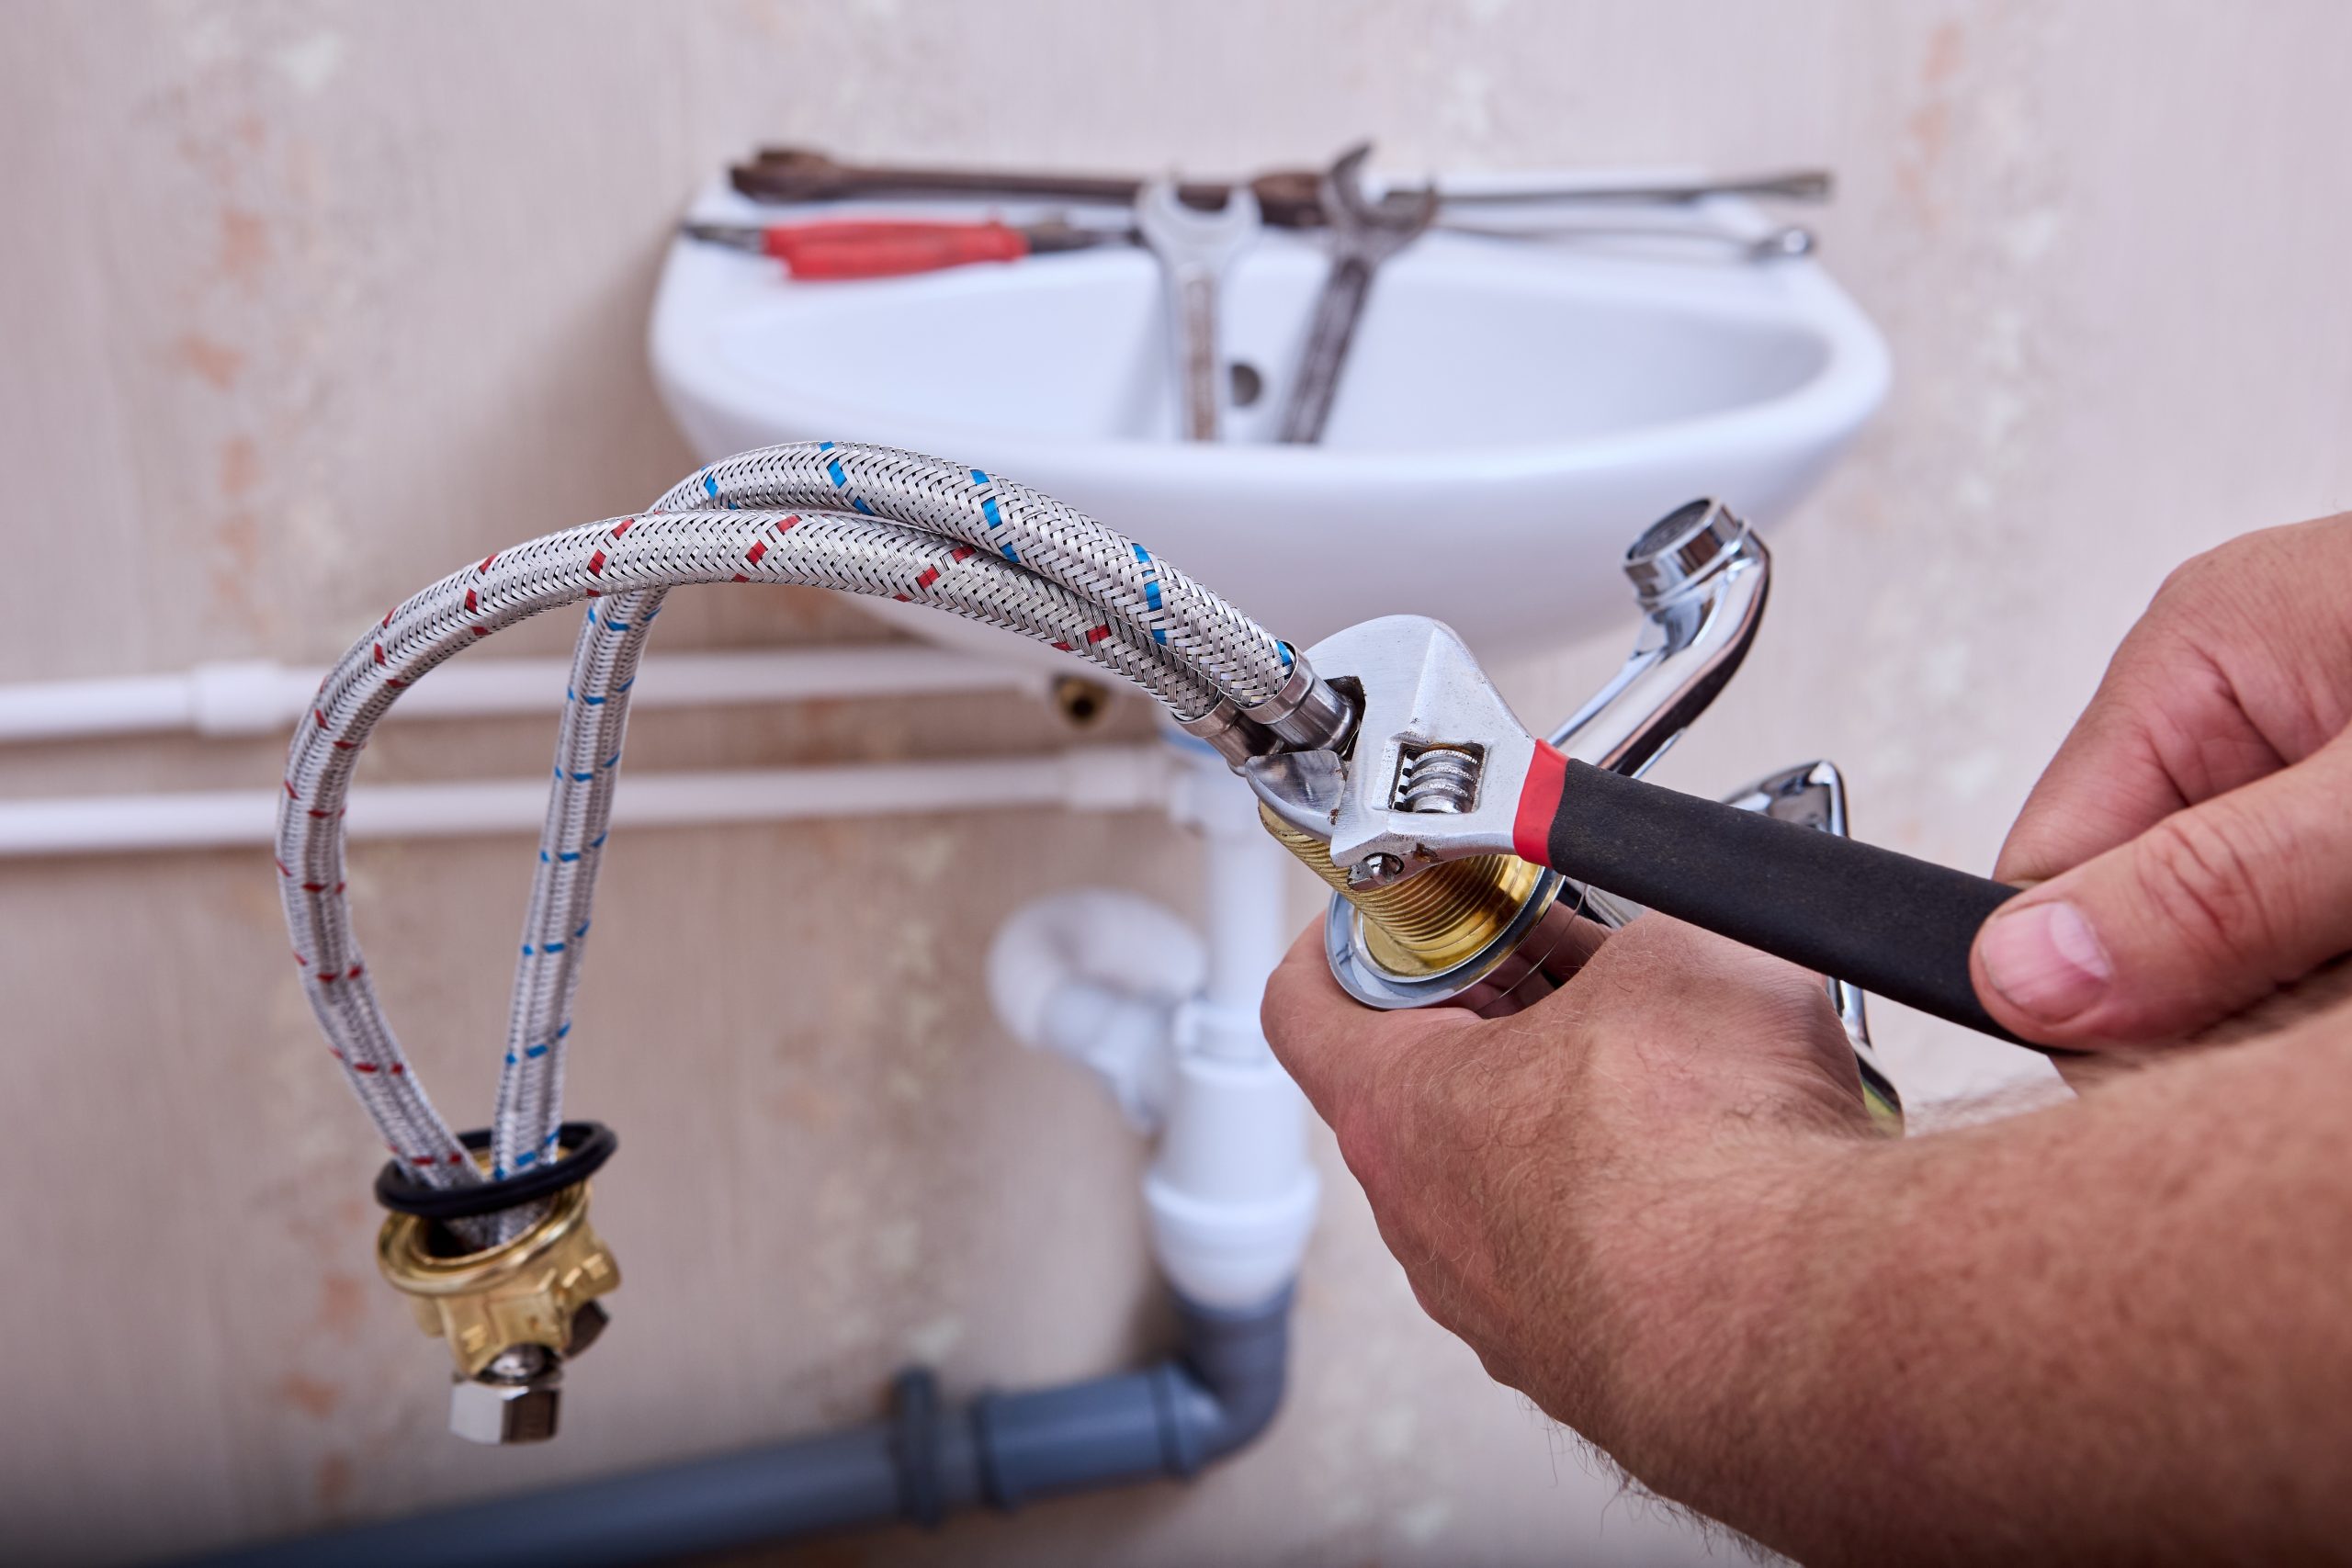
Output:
[{"xmin": 680, "ymin": 219, "xmax": 1130, "ymax": 280}]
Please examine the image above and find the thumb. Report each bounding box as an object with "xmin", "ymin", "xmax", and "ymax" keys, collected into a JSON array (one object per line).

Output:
[{"xmin": 1972, "ymin": 729, "xmax": 2352, "ymax": 1044}]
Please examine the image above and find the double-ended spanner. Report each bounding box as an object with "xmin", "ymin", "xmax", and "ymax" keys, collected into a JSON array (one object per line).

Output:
[
  {"xmin": 1276, "ymin": 143, "xmax": 1438, "ymax": 445},
  {"xmin": 1134, "ymin": 179, "xmax": 1262, "ymax": 442}
]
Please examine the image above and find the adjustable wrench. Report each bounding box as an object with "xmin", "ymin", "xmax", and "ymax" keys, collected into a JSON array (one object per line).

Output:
[
  {"xmin": 1244, "ymin": 592, "xmax": 2034, "ymax": 1046},
  {"xmin": 1133, "ymin": 179, "xmax": 1261, "ymax": 442},
  {"xmin": 1276, "ymin": 144, "xmax": 1438, "ymax": 445}
]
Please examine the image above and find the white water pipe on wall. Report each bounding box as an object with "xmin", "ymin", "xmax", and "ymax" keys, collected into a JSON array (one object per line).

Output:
[
  {"xmin": 0, "ymin": 746, "xmax": 1171, "ymax": 858},
  {"xmin": 0, "ymin": 646, "xmax": 1042, "ymax": 744}
]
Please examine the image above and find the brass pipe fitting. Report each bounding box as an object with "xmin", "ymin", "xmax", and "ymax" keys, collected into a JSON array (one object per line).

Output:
[
  {"xmin": 1259, "ymin": 804, "xmax": 1542, "ymax": 976},
  {"xmin": 378, "ymin": 1179, "xmax": 618, "ymax": 1377},
  {"xmin": 377, "ymin": 1173, "xmax": 619, "ymax": 1443}
]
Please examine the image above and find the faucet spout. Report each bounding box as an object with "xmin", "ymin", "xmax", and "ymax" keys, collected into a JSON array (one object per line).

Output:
[{"xmin": 1549, "ymin": 498, "xmax": 1770, "ymax": 776}]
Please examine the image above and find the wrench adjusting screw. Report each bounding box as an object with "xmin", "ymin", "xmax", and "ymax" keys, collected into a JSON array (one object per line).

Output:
[{"xmin": 1393, "ymin": 743, "xmax": 1483, "ymax": 814}]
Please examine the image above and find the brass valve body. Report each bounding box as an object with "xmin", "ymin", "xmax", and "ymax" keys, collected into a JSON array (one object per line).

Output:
[
  {"xmin": 1259, "ymin": 804, "xmax": 1544, "ymax": 976},
  {"xmin": 376, "ymin": 1177, "xmax": 619, "ymax": 1380}
]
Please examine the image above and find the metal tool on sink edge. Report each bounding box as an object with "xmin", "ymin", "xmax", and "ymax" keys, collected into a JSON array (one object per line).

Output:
[
  {"xmin": 1247, "ymin": 498, "xmax": 2032, "ymax": 1056},
  {"xmin": 1134, "ymin": 178, "xmax": 1262, "ymax": 442},
  {"xmin": 730, "ymin": 144, "xmax": 1834, "ymax": 226},
  {"xmin": 1276, "ymin": 143, "xmax": 1438, "ymax": 445}
]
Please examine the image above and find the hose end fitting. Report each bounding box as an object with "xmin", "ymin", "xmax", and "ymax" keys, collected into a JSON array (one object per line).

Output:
[
  {"xmin": 1242, "ymin": 649, "xmax": 1359, "ymax": 754},
  {"xmin": 1184, "ymin": 651, "xmax": 1362, "ymax": 772},
  {"xmin": 1177, "ymin": 694, "xmax": 1283, "ymax": 769},
  {"xmin": 376, "ymin": 1174, "xmax": 620, "ymax": 1445}
]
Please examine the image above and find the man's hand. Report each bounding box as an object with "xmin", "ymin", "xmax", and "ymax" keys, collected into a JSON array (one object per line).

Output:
[
  {"xmin": 1971, "ymin": 515, "xmax": 2352, "ymax": 1046},
  {"xmin": 1263, "ymin": 913, "xmax": 1875, "ymax": 1460},
  {"xmin": 1262, "ymin": 515, "xmax": 2352, "ymax": 1562},
  {"xmin": 1267, "ymin": 910, "xmax": 2352, "ymax": 1563}
]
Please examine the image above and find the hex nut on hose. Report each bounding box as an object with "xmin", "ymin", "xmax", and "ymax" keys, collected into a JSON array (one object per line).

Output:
[
  {"xmin": 1177, "ymin": 694, "xmax": 1282, "ymax": 768},
  {"xmin": 449, "ymin": 1346, "xmax": 562, "ymax": 1445},
  {"xmin": 1240, "ymin": 652, "xmax": 1358, "ymax": 752}
]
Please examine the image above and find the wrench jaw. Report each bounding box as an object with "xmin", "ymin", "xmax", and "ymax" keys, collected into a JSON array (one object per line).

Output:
[
  {"xmin": 1246, "ymin": 502, "xmax": 1776, "ymax": 1017},
  {"xmin": 1303, "ymin": 616, "xmax": 1534, "ymax": 880},
  {"xmin": 1320, "ymin": 142, "xmax": 1441, "ymax": 239},
  {"xmin": 1243, "ymin": 616, "xmax": 1580, "ymax": 1015}
]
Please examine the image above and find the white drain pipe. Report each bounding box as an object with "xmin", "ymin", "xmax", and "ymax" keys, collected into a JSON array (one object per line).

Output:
[
  {"xmin": 0, "ymin": 646, "xmax": 1042, "ymax": 743},
  {"xmin": 0, "ymin": 746, "xmax": 1170, "ymax": 858},
  {"xmin": 1144, "ymin": 751, "xmax": 1319, "ymax": 1309},
  {"xmin": 985, "ymin": 742, "xmax": 1319, "ymax": 1312}
]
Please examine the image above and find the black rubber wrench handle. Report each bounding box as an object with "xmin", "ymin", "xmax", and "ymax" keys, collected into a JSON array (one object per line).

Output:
[{"xmin": 1510, "ymin": 747, "xmax": 2030, "ymax": 1044}]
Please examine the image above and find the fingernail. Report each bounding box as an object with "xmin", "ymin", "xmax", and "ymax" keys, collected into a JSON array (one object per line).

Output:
[{"xmin": 1979, "ymin": 900, "xmax": 2113, "ymax": 1022}]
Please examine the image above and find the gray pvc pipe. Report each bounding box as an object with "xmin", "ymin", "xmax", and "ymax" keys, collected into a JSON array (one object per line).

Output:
[{"xmin": 185, "ymin": 1287, "xmax": 1292, "ymax": 1568}]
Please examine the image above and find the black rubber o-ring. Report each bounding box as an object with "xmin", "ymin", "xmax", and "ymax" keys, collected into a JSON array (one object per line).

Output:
[{"xmin": 373, "ymin": 1122, "xmax": 616, "ymax": 1221}]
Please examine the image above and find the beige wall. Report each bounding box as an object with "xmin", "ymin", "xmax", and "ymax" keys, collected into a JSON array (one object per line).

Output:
[{"xmin": 4, "ymin": 2, "xmax": 2349, "ymax": 1562}]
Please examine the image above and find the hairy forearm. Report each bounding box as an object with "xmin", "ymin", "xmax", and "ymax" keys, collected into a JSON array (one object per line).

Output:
[{"xmin": 1592, "ymin": 1011, "xmax": 2352, "ymax": 1563}]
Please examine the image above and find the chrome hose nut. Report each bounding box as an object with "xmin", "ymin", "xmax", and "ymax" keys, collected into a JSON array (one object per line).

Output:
[
  {"xmin": 1240, "ymin": 650, "xmax": 1360, "ymax": 752},
  {"xmin": 449, "ymin": 1345, "xmax": 562, "ymax": 1445}
]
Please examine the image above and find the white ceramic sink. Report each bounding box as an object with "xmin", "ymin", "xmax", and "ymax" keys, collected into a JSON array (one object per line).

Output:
[{"xmin": 650, "ymin": 177, "xmax": 1888, "ymax": 663}]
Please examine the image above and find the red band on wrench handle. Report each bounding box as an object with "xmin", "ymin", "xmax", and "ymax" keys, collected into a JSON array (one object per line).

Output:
[{"xmin": 1512, "ymin": 741, "xmax": 1569, "ymax": 863}]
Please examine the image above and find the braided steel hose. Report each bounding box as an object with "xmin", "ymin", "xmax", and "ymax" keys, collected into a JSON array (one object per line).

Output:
[
  {"xmin": 279, "ymin": 445, "xmax": 1299, "ymax": 1241},
  {"xmin": 669, "ymin": 444, "xmax": 1295, "ymax": 704}
]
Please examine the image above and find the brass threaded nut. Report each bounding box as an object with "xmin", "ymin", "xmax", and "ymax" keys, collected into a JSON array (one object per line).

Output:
[{"xmin": 1259, "ymin": 804, "xmax": 1544, "ymax": 976}]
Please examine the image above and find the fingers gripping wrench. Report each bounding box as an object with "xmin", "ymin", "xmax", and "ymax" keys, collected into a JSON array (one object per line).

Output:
[
  {"xmin": 1134, "ymin": 180, "xmax": 1261, "ymax": 441},
  {"xmin": 1277, "ymin": 144, "xmax": 1438, "ymax": 445}
]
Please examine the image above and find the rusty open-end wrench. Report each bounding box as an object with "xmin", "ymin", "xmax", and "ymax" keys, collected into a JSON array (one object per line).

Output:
[{"xmin": 1276, "ymin": 145, "xmax": 1438, "ymax": 446}]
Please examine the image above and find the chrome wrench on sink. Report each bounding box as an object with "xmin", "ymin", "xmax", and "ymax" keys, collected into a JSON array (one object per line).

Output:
[
  {"xmin": 1276, "ymin": 143, "xmax": 1438, "ymax": 445},
  {"xmin": 1133, "ymin": 178, "xmax": 1261, "ymax": 441}
]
